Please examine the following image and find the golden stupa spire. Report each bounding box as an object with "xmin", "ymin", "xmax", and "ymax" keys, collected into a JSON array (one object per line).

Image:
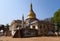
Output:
[{"xmin": 27, "ymin": 3, "xmax": 36, "ymax": 19}]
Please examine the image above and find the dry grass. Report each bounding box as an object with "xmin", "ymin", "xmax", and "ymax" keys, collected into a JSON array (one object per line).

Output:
[{"xmin": 0, "ymin": 36, "xmax": 60, "ymax": 41}]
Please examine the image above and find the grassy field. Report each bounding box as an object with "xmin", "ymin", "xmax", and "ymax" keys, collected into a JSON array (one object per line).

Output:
[{"xmin": 0, "ymin": 36, "xmax": 60, "ymax": 41}]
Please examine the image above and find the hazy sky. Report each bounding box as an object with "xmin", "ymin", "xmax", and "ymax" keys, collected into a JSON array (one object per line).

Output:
[{"xmin": 0, "ymin": 0, "xmax": 60, "ymax": 25}]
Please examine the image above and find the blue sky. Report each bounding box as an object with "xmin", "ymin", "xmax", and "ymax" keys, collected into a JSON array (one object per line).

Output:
[{"xmin": 0, "ymin": 0, "xmax": 60, "ymax": 25}]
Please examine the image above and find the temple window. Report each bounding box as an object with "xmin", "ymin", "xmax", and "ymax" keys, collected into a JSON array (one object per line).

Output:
[{"xmin": 33, "ymin": 26, "xmax": 35, "ymax": 29}]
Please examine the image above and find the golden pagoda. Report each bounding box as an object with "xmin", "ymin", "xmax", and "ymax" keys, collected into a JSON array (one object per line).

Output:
[{"xmin": 27, "ymin": 3, "xmax": 36, "ymax": 19}]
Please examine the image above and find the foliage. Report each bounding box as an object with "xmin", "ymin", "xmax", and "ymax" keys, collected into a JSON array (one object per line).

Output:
[
  {"xmin": 6, "ymin": 24, "xmax": 9, "ymax": 30},
  {"xmin": 52, "ymin": 9, "xmax": 60, "ymax": 32},
  {"xmin": 53, "ymin": 9, "xmax": 60, "ymax": 23}
]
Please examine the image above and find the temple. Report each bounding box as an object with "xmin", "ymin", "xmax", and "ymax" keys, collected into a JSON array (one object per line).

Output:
[{"xmin": 9, "ymin": 3, "xmax": 55, "ymax": 38}]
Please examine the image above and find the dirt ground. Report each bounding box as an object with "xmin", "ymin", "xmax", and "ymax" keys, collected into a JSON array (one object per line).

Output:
[{"xmin": 0, "ymin": 36, "xmax": 60, "ymax": 41}]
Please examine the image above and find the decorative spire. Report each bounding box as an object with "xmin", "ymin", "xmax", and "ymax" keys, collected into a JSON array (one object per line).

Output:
[
  {"xmin": 22, "ymin": 14, "xmax": 24, "ymax": 19},
  {"xmin": 30, "ymin": 3, "xmax": 33, "ymax": 11},
  {"xmin": 22, "ymin": 14, "xmax": 24, "ymax": 28}
]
